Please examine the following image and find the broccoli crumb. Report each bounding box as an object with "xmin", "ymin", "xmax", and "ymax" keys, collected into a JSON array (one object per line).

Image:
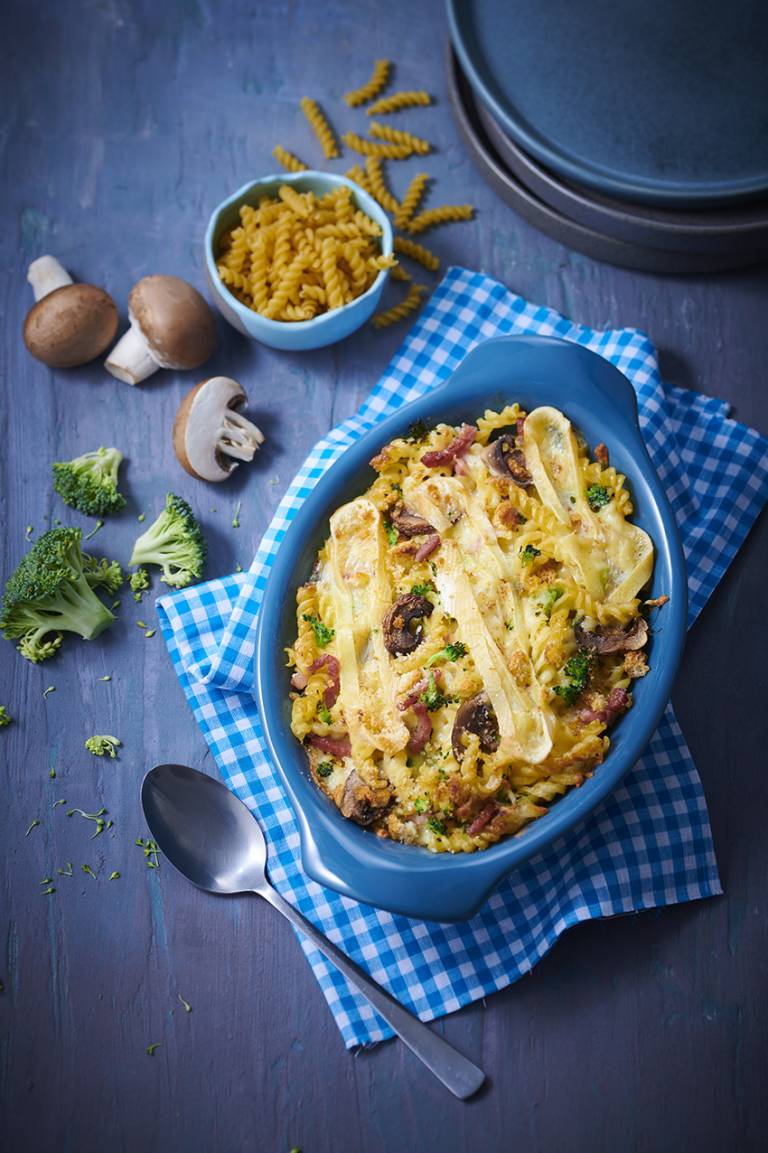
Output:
[
  {"xmin": 84, "ymin": 735, "xmax": 121, "ymax": 759},
  {"xmin": 0, "ymin": 706, "xmax": 12, "ymax": 727}
]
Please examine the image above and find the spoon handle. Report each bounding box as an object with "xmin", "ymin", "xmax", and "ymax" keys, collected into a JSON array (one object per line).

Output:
[{"xmin": 257, "ymin": 883, "xmax": 485, "ymax": 1100}]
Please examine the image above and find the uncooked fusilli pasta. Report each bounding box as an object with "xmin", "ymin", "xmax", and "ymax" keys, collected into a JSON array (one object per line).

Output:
[
  {"xmin": 394, "ymin": 172, "xmax": 430, "ymax": 228},
  {"xmin": 364, "ymin": 157, "xmax": 400, "ymax": 214},
  {"xmin": 300, "ymin": 97, "xmax": 340, "ymax": 159},
  {"xmin": 394, "ymin": 234, "xmax": 440, "ymax": 272},
  {"xmin": 366, "ymin": 90, "xmax": 432, "ymax": 115},
  {"xmin": 343, "ymin": 59, "xmax": 391, "ymax": 107},
  {"xmin": 341, "ymin": 132, "xmax": 413, "ymax": 159},
  {"xmin": 272, "ymin": 144, "xmax": 308, "ymax": 173},
  {"xmin": 406, "ymin": 204, "xmax": 475, "ymax": 233},
  {"xmin": 369, "ymin": 121, "xmax": 432, "ymax": 155},
  {"xmin": 372, "ymin": 282, "xmax": 427, "ymax": 328}
]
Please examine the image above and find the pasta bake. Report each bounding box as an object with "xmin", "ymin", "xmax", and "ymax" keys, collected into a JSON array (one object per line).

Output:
[{"xmin": 287, "ymin": 404, "xmax": 659, "ymax": 852}]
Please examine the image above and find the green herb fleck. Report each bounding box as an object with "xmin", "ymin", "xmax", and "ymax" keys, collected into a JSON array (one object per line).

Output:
[
  {"xmin": 406, "ymin": 420, "xmax": 428, "ymax": 443},
  {"xmin": 316, "ymin": 762, "xmax": 333, "ymax": 778},
  {"xmin": 586, "ymin": 484, "xmax": 612, "ymax": 511},
  {"xmin": 49, "ymin": 767, "xmax": 56, "ymax": 779},
  {"xmin": 316, "ymin": 703, "xmax": 332, "ymax": 725},
  {"xmin": 84, "ymin": 519, "xmax": 104, "ymax": 542},
  {"xmin": 519, "ymin": 544, "xmax": 541, "ymax": 566},
  {"xmin": 81, "ymin": 864, "xmax": 98, "ymax": 880},
  {"xmin": 43, "ymin": 685, "xmax": 55, "ymax": 700},
  {"xmin": 426, "ymin": 641, "xmax": 467, "ymax": 667},
  {"xmin": 542, "ymin": 586, "xmax": 564, "ymax": 620},
  {"xmin": 553, "ymin": 653, "xmax": 591, "ymax": 706},
  {"xmin": 0, "ymin": 707, "xmax": 12, "ymax": 727},
  {"xmin": 383, "ymin": 520, "xmax": 398, "ymax": 546},
  {"xmin": 25, "ymin": 819, "xmax": 40, "ymax": 836},
  {"xmin": 146, "ymin": 1043, "xmax": 161, "ymax": 1056},
  {"xmin": 41, "ymin": 885, "xmax": 56, "ymax": 896},
  {"xmin": 414, "ymin": 797, "xmax": 428, "ymax": 814},
  {"xmin": 427, "ymin": 817, "xmax": 446, "ymax": 836},
  {"xmin": 136, "ymin": 838, "xmax": 161, "ymax": 869},
  {"xmin": 57, "ymin": 863, "xmax": 73, "ymax": 876},
  {"xmin": 109, "ymin": 871, "xmax": 120, "ymax": 881},
  {"xmin": 178, "ymin": 994, "xmax": 192, "ymax": 1013},
  {"xmin": 410, "ymin": 582, "xmax": 435, "ymax": 598},
  {"xmin": 232, "ymin": 501, "xmax": 242, "ymax": 529},
  {"xmin": 40, "ymin": 876, "xmax": 53, "ymax": 885},
  {"xmin": 302, "ymin": 614, "xmax": 334, "ymax": 647},
  {"xmin": 52, "ymin": 798, "xmax": 67, "ymax": 808},
  {"xmin": 84, "ymin": 735, "xmax": 121, "ymax": 758}
]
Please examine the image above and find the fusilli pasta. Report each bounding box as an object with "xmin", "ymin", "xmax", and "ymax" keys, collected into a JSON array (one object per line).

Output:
[
  {"xmin": 364, "ymin": 156, "xmax": 400, "ymax": 214},
  {"xmin": 406, "ymin": 204, "xmax": 475, "ymax": 233},
  {"xmin": 343, "ymin": 59, "xmax": 391, "ymax": 107},
  {"xmin": 371, "ymin": 282, "xmax": 427, "ymax": 328},
  {"xmin": 394, "ymin": 172, "xmax": 429, "ymax": 229},
  {"xmin": 369, "ymin": 121, "xmax": 432, "ymax": 155},
  {"xmin": 341, "ymin": 132, "xmax": 413, "ymax": 159},
  {"xmin": 394, "ymin": 234, "xmax": 440, "ymax": 272},
  {"xmin": 300, "ymin": 97, "xmax": 340, "ymax": 159},
  {"xmin": 366, "ymin": 90, "xmax": 432, "ymax": 115},
  {"xmin": 272, "ymin": 144, "xmax": 308, "ymax": 173}
]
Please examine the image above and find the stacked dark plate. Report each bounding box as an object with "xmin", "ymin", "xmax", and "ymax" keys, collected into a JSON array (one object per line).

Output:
[{"xmin": 446, "ymin": 0, "xmax": 768, "ymax": 273}]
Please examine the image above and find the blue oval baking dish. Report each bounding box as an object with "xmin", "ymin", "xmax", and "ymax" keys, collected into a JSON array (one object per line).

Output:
[{"xmin": 254, "ymin": 336, "xmax": 687, "ymax": 922}]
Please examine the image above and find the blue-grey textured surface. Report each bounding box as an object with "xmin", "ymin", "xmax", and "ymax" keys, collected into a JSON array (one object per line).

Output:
[{"xmin": 0, "ymin": 2, "xmax": 766, "ymax": 1151}]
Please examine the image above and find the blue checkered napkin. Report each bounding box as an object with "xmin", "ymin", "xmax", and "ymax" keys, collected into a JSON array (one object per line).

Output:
[{"xmin": 157, "ymin": 268, "xmax": 767, "ymax": 1048}]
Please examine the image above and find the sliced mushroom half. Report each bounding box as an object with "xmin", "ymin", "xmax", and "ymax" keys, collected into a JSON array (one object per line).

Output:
[
  {"xmin": 173, "ymin": 376, "xmax": 265, "ymax": 482},
  {"xmin": 574, "ymin": 617, "xmax": 649, "ymax": 655},
  {"xmin": 451, "ymin": 691, "xmax": 500, "ymax": 762},
  {"xmin": 339, "ymin": 770, "xmax": 392, "ymax": 827},
  {"xmin": 383, "ymin": 594, "xmax": 434, "ymax": 656},
  {"xmin": 483, "ymin": 435, "xmax": 532, "ymax": 487}
]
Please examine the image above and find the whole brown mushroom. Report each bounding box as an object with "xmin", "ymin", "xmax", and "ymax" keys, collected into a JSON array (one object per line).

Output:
[
  {"xmin": 23, "ymin": 256, "xmax": 118, "ymax": 368},
  {"xmin": 105, "ymin": 275, "xmax": 217, "ymax": 385}
]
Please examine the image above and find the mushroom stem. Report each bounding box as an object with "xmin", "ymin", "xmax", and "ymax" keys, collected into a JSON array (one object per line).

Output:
[
  {"xmin": 221, "ymin": 411, "xmax": 265, "ymax": 461},
  {"xmin": 27, "ymin": 256, "xmax": 74, "ymax": 302},
  {"xmin": 104, "ymin": 322, "xmax": 160, "ymax": 385}
]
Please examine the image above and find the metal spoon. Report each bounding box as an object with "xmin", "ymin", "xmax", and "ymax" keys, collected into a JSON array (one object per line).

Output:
[{"xmin": 141, "ymin": 764, "xmax": 485, "ymax": 1100}]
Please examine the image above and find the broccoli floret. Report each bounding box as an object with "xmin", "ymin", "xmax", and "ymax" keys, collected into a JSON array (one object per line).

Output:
[
  {"xmin": 52, "ymin": 447, "xmax": 126, "ymax": 517},
  {"xmin": 0, "ymin": 528, "xmax": 115, "ymax": 663},
  {"xmin": 586, "ymin": 484, "xmax": 612, "ymax": 512},
  {"xmin": 302, "ymin": 613, "xmax": 335, "ymax": 647},
  {"xmin": 426, "ymin": 641, "xmax": 467, "ymax": 667},
  {"xmin": 0, "ymin": 706, "xmax": 12, "ymax": 727},
  {"xmin": 420, "ymin": 671, "xmax": 454, "ymax": 712},
  {"xmin": 85, "ymin": 734, "xmax": 121, "ymax": 758},
  {"xmin": 542, "ymin": 585, "xmax": 564, "ymax": 620},
  {"xmin": 130, "ymin": 568, "xmax": 150, "ymax": 602},
  {"xmin": 128, "ymin": 494, "xmax": 206, "ymax": 588},
  {"xmin": 83, "ymin": 555, "xmax": 124, "ymax": 595},
  {"xmin": 519, "ymin": 544, "xmax": 542, "ymax": 566},
  {"xmin": 553, "ymin": 653, "xmax": 591, "ymax": 706}
]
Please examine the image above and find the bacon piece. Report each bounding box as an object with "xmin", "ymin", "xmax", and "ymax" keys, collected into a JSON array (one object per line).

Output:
[
  {"xmin": 421, "ymin": 424, "xmax": 476, "ymax": 469},
  {"xmin": 594, "ymin": 442, "xmax": 609, "ymax": 466},
  {"xmin": 308, "ymin": 654, "xmax": 340, "ymax": 707},
  {"xmin": 578, "ymin": 687, "xmax": 630, "ymax": 727},
  {"xmin": 466, "ymin": 803, "xmax": 497, "ymax": 837},
  {"xmin": 290, "ymin": 670, "xmax": 309, "ymax": 691},
  {"xmin": 308, "ymin": 733, "xmax": 351, "ymax": 758},
  {"xmin": 414, "ymin": 533, "xmax": 441, "ymax": 562},
  {"xmin": 402, "ymin": 701, "xmax": 432, "ymax": 754}
]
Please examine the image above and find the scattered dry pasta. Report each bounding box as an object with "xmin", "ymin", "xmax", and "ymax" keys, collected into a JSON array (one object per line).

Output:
[
  {"xmin": 344, "ymin": 165, "xmax": 373, "ymax": 195},
  {"xmin": 216, "ymin": 184, "xmax": 395, "ymax": 322},
  {"xmin": 341, "ymin": 132, "xmax": 413, "ymax": 159},
  {"xmin": 366, "ymin": 90, "xmax": 432, "ymax": 116},
  {"xmin": 369, "ymin": 121, "xmax": 432, "ymax": 155},
  {"xmin": 390, "ymin": 263, "xmax": 412, "ymax": 282},
  {"xmin": 394, "ymin": 172, "xmax": 430, "ymax": 229},
  {"xmin": 372, "ymin": 282, "xmax": 427, "ymax": 328},
  {"xmin": 407, "ymin": 204, "xmax": 475, "ymax": 233},
  {"xmin": 272, "ymin": 144, "xmax": 308, "ymax": 173},
  {"xmin": 365, "ymin": 157, "xmax": 400, "ymax": 214},
  {"xmin": 343, "ymin": 59, "xmax": 391, "ymax": 107},
  {"xmin": 394, "ymin": 234, "xmax": 440, "ymax": 272},
  {"xmin": 300, "ymin": 97, "xmax": 340, "ymax": 159}
]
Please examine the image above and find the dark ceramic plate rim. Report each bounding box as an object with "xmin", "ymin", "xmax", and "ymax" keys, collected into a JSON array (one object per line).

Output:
[
  {"xmin": 254, "ymin": 336, "xmax": 687, "ymax": 922},
  {"xmin": 447, "ymin": 0, "xmax": 768, "ymax": 208},
  {"xmin": 446, "ymin": 44, "xmax": 765, "ymax": 277}
]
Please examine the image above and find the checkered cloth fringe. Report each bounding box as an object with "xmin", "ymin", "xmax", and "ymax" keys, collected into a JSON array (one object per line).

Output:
[{"xmin": 157, "ymin": 268, "xmax": 767, "ymax": 1047}]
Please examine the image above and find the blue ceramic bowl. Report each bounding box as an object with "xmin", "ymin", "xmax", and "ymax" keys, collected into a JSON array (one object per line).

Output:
[
  {"xmin": 204, "ymin": 172, "xmax": 392, "ymax": 351},
  {"xmin": 254, "ymin": 336, "xmax": 687, "ymax": 922}
]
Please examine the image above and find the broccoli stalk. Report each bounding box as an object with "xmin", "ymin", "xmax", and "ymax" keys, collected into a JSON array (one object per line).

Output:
[
  {"xmin": 1, "ymin": 528, "xmax": 115, "ymax": 663},
  {"xmin": 128, "ymin": 494, "xmax": 206, "ymax": 588},
  {"xmin": 52, "ymin": 447, "xmax": 126, "ymax": 517}
]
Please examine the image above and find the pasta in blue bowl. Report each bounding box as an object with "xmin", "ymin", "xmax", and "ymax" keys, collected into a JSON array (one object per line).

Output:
[{"xmin": 254, "ymin": 336, "xmax": 687, "ymax": 921}]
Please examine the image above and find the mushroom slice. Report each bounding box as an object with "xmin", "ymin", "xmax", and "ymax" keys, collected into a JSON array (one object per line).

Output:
[
  {"xmin": 23, "ymin": 255, "xmax": 118, "ymax": 368},
  {"xmin": 483, "ymin": 434, "xmax": 532, "ymax": 487},
  {"xmin": 382, "ymin": 594, "xmax": 434, "ymax": 657},
  {"xmin": 173, "ymin": 376, "xmax": 265, "ymax": 483},
  {"xmin": 105, "ymin": 274, "xmax": 217, "ymax": 385},
  {"xmin": 339, "ymin": 770, "xmax": 392, "ymax": 827},
  {"xmin": 574, "ymin": 617, "xmax": 649, "ymax": 655},
  {"xmin": 451, "ymin": 691, "xmax": 500, "ymax": 762}
]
